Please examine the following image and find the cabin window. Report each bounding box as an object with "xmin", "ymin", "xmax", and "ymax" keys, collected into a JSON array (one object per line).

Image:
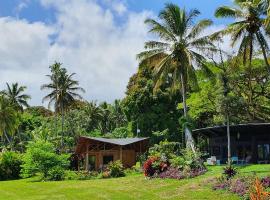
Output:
[{"xmin": 103, "ymin": 155, "xmax": 114, "ymax": 165}]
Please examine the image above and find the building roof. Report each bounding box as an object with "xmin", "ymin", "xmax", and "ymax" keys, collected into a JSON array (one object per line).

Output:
[
  {"xmin": 80, "ymin": 136, "xmax": 149, "ymax": 146},
  {"xmin": 193, "ymin": 123, "xmax": 270, "ymax": 136}
]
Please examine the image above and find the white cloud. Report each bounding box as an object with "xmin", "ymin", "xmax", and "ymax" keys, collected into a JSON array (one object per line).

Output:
[{"xmin": 0, "ymin": 0, "xmax": 152, "ymax": 106}]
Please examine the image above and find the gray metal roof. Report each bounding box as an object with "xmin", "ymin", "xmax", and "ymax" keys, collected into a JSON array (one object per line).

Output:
[
  {"xmin": 80, "ymin": 136, "xmax": 149, "ymax": 146},
  {"xmin": 193, "ymin": 123, "xmax": 270, "ymax": 135}
]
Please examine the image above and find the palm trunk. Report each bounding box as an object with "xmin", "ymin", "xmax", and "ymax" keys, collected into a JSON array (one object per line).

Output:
[
  {"xmin": 180, "ymin": 72, "xmax": 187, "ymax": 117},
  {"xmin": 226, "ymin": 113, "xmax": 231, "ymax": 167},
  {"xmin": 4, "ymin": 130, "xmax": 11, "ymax": 149},
  {"xmin": 61, "ymin": 101, "xmax": 64, "ymax": 149},
  {"xmin": 256, "ymin": 33, "xmax": 270, "ymax": 73},
  {"xmin": 180, "ymin": 72, "xmax": 195, "ymax": 153}
]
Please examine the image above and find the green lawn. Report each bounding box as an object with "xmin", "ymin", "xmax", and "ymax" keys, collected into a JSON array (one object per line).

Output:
[{"xmin": 1, "ymin": 165, "xmax": 270, "ymax": 200}]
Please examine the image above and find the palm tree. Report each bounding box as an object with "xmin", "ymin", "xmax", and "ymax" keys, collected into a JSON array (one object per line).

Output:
[
  {"xmin": 137, "ymin": 3, "xmax": 216, "ymax": 151},
  {"xmin": 2, "ymin": 82, "xmax": 31, "ymax": 111},
  {"xmin": 84, "ymin": 101, "xmax": 104, "ymax": 132},
  {"xmin": 41, "ymin": 62, "xmax": 85, "ymax": 147},
  {"xmin": 0, "ymin": 95, "xmax": 19, "ymax": 148},
  {"xmin": 213, "ymin": 0, "xmax": 270, "ymax": 70},
  {"xmin": 111, "ymin": 100, "xmax": 127, "ymax": 128},
  {"xmin": 260, "ymin": 0, "xmax": 270, "ymax": 26}
]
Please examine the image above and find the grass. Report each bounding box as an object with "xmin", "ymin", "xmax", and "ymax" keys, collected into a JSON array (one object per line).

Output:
[{"xmin": 1, "ymin": 165, "xmax": 270, "ymax": 200}]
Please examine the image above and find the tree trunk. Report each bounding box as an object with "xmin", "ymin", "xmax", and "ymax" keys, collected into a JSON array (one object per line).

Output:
[
  {"xmin": 4, "ymin": 130, "xmax": 11, "ymax": 149},
  {"xmin": 226, "ymin": 113, "xmax": 231, "ymax": 167},
  {"xmin": 180, "ymin": 72, "xmax": 195, "ymax": 153},
  {"xmin": 180, "ymin": 72, "xmax": 187, "ymax": 117},
  {"xmin": 61, "ymin": 101, "xmax": 64, "ymax": 149}
]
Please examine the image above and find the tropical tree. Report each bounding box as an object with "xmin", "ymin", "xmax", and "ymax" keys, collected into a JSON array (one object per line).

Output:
[
  {"xmin": 84, "ymin": 101, "xmax": 104, "ymax": 132},
  {"xmin": 0, "ymin": 95, "xmax": 20, "ymax": 148},
  {"xmin": 2, "ymin": 82, "xmax": 31, "ymax": 111},
  {"xmin": 41, "ymin": 62, "xmax": 85, "ymax": 147},
  {"xmin": 110, "ymin": 100, "xmax": 127, "ymax": 128},
  {"xmin": 137, "ymin": 3, "xmax": 216, "ymax": 151},
  {"xmin": 213, "ymin": 0, "xmax": 270, "ymax": 70}
]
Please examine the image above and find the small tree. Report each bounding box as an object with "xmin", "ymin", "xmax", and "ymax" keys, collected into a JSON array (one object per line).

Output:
[{"xmin": 21, "ymin": 141, "xmax": 69, "ymax": 179}]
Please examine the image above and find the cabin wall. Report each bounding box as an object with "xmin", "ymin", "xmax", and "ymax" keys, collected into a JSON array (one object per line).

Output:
[{"xmin": 85, "ymin": 149, "xmax": 136, "ymax": 170}]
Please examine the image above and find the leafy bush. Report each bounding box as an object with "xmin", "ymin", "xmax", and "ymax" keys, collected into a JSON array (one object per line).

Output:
[
  {"xmin": 149, "ymin": 140, "xmax": 181, "ymax": 160},
  {"xmin": 144, "ymin": 141, "xmax": 205, "ymax": 180},
  {"xmin": 143, "ymin": 156, "xmax": 159, "ymax": 177},
  {"xmin": 21, "ymin": 141, "xmax": 69, "ymax": 180},
  {"xmin": 65, "ymin": 170, "xmax": 99, "ymax": 180},
  {"xmin": 181, "ymin": 148, "xmax": 204, "ymax": 170},
  {"xmin": 47, "ymin": 166, "xmax": 65, "ymax": 181},
  {"xmin": 0, "ymin": 151, "xmax": 22, "ymax": 181},
  {"xmin": 223, "ymin": 165, "xmax": 237, "ymax": 180},
  {"xmin": 107, "ymin": 160, "xmax": 125, "ymax": 178}
]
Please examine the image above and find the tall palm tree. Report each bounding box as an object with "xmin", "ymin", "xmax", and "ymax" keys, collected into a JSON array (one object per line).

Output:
[
  {"xmin": 213, "ymin": 0, "xmax": 270, "ymax": 70},
  {"xmin": 137, "ymin": 3, "xmax": 216, "ymax": 151},
  {"xmin": 0, "ymin": 95, "xmax": 19, "ymax": 148},
  {"xmin": 2, "ymin": 82, "xmax": 31, "ymax": 111},
  {"xmin": 41, "ymin": 62, "xmax": 85, "ymax": 147}
]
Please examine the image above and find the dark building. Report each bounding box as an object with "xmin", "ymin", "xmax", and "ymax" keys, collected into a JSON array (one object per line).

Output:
[{"xmin": 193, "ymin": 123, "xmax": 270, "ymax": 164}]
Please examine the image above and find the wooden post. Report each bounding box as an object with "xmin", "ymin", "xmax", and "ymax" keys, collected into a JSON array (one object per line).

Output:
[
  {"xmin": 85, "ymin": 144, "xmax": 89, "ymax": 171},
  {"xmin": 120, "ymin": 146, "xmax": 123, "ymax": 162}
]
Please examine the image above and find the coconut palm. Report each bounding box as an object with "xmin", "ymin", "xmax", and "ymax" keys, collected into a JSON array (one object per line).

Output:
[
  {"xmin": 0, "ymin": 95, "xmax": 19, "ymax": 148},
  {"xmin": 84, "ymin": 101, "xmax": 104, "ymax": 132},
  {"xmin": 213, "ymin": 0, "xmax": 270, "ymax": 70},
  {"xmin": 2, "ymin": 82, "xmax": 31, "ymax": 111},
  {"xmin": 137, "ymin": 3, "xmax": 216, "ymax": 151},
  {"xmin": 41, "ymin": 62, "xmax": 85, "ymax": 147}
]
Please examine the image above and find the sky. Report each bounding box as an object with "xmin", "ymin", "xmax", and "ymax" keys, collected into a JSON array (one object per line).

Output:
[{"xmin": 0, "ymin": 0, "xmax": 234, "ymax": 107}]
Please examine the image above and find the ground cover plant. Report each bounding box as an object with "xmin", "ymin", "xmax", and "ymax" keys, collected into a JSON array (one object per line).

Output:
[{"xmin": 213, "ymin": 165, "xmax": 270, "ymax": 199}]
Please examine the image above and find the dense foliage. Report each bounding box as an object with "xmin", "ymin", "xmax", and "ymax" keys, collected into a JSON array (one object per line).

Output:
[
  {"xmin": 143, "ymin": 141, "xmax": 206, "ymax": 179},
  {"xmin": 21, "ymin": 141, "xmax": 69, "ymax": 180},
  {"xmin": 0, "ymin": 151, "xmax": 22, "ymax": 180}
]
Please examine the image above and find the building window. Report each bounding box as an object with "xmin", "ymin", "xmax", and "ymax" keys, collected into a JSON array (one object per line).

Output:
[
  {"xmin": 258, "ymin": 144, "xmax": 270, "ymax": 161},
  {"xmin": 103, "ymin": 155, "xmax": 113, "ymax": 165}
]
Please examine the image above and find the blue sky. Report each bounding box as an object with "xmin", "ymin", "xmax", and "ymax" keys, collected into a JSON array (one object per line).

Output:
[
  {"xmin": 0, "ymin": 0, "xmax": 234, "ymax": 106},
  {"xmin": 0, "ymin": 0, "xmax": 233, "ymax": 25}
]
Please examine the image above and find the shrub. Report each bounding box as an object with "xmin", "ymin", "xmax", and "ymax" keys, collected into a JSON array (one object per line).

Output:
[
  {"xmin": 149, "ymin": 140, "xmax": 180, "ymax": 160},
  {"xmin": 181, "ymin": 148, "xmax": 205, "ymax": 170},
  {"xmin": 65, "ymin": 171, "xmax": 99, "ymax": 180},
  {"xmin": 169, "ymin": 156, "xmax": 185, "ymax": 169},
  {"xmin": 223, "ymin": 165, "xmax": 237, "ymax": 180},
  {"xmin": 107, "ymin": 160, "xmax": 125, "ymax": 178},
  {"xmin": 0, "ymin": 151, "xmax": 22, "ymax": 181},
  {"xmin": 21, "ymin": 141, "xmax": 69, "ymax": 180},
  {"xmin": 47, "ymin": 166, "xmax": 65, "ymax": 181},
  {"xmin": 65, "ymin": 170, "xmax": 79, "ymax": 180},
  {"xmin": 143, "ymin": 156, "xmax": 159, "ymax": 177}
]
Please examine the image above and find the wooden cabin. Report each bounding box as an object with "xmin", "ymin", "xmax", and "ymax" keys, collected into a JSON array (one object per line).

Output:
[
  {"xmin": 75, "ymin": 136, "xmax": 149, "ymax": 171},
  {"xmin": 193, "ymin": 123, "xmax": 270, "ymax": 164}
]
